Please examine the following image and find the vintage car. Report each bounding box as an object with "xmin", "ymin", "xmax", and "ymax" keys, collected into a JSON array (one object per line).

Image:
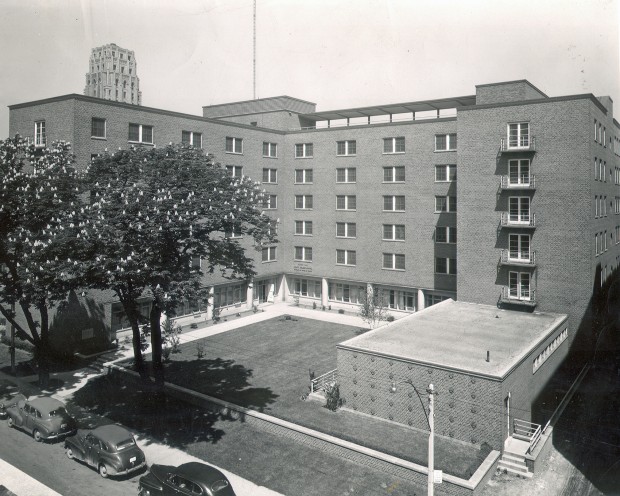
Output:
[
  {"xmin": 138, "ymin": 462, "xmax": 236, "ymax": 496},
  {"xmin": 65, "ymin": 424, "xmax": 146, "ymax": 478},
  {"xmin": 0, "ymin": 392, "xmax": 26, "ymax": 420},
  {"xmin": 6, "ymin": 396, "xmax": 76, "ymax": 441}
]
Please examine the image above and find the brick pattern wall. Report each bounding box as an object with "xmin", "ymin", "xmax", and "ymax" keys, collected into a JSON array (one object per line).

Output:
[{"xmin": 476, "ymin": 81, "xmax": 546, "ymax": 105}]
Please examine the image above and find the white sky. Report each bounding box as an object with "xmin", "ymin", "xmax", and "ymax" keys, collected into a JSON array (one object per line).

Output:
[{"xmin": 1, "ymin": 0, "xmax": 619, "ymax": 139}]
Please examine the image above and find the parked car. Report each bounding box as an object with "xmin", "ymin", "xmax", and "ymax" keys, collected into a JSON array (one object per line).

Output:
[
  {"xmin": 65, "ymin": 424, "xmax": 146, "ymax": 478},
  {"xmin": 138, "ymin": 462, "xmax": 236, "ymax": 496},
  {"xmin": 0, "ymin": 392, "xmax": 26, "ymax": 420},
  {"xmin": 6, "ymin": 396, "xmax": 76, "ymax": 441}
]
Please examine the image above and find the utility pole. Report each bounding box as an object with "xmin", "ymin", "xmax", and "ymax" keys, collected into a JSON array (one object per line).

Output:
[{"xmin": 428, "ymin": 383, "xmax": 435, "ymax": 496}]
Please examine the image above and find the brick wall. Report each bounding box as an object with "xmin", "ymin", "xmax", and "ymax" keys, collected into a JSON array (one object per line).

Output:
[{"xmin": 475, "ymin": 81, "xmax": 547, "ymax": 105}]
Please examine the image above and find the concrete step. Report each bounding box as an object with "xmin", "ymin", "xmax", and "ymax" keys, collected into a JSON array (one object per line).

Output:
[
  {"xmin": 497, "ymin": 462, "xmax": 534, "ymax": 479},
  {"xmin": 501, "ymin": 453, "xmax": 527, "ymax": 466},
  {"xmin": 498, "ymin": 459, "xmax": 532, "ymax": 477}
]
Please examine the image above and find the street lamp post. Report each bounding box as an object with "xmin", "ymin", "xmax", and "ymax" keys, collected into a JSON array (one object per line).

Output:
[{"xmin": 392, "ymin": 380, "xmax": 436, "ymax": 496}]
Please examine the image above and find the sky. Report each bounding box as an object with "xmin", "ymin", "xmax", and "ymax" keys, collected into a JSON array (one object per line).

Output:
[{"xmin": 0, "ymin": 0, "xmax": 619, "ymax": 139}]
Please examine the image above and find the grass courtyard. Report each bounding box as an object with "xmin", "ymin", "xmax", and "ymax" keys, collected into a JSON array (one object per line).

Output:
[{"xmin": 147, "ymin": 315, "xmax": 489, "ymax": 479}]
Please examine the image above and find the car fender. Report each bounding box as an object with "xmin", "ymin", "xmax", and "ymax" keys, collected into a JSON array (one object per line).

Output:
[
  {"xmin": 7, "ymin": 408, "xmax": 24, "ymax": 427},
  {"xmin": 65, "ymin": 437, "xmax": 87, "ymax": 461}
]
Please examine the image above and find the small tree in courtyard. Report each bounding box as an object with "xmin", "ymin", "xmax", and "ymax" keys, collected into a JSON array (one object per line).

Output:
[{"xmin": 358, "ymin": 286, "xmax": 390, "ymax": 329}]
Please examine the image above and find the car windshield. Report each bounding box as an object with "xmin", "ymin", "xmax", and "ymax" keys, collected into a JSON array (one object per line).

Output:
[
  {"xmin": 115, "ymin": 437, "xmax": 135, "ymax": 450},
  {"xmin": 48, "ymin": 407, "xmax": 67, "ymax": 417}
]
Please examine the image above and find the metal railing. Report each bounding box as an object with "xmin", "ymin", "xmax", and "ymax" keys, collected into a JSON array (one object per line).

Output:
[
  {"xmin": 500, "ymin": 212, "xmax": 536, "ymax": 228},
  {"xmin": 500, "ymin": 175, "xmax": 536, "ymax": 189},
  {"xmin": 501, "ymin": 287, "xmax": 537, "ymax": 305},
  {"xmin": 500, "ymin": 249, "xmax": 536, "ymax": 266},
  {"xmin": 500, "ymin": 136, "xmax": 536, "ymax": 152},
  {"xmin": 513, "ymin": 418, "xmax": 542, "ymax": 454},
  {"xmin": 310, "ymin": 369, "xmax": 337, "ymax": 393}
]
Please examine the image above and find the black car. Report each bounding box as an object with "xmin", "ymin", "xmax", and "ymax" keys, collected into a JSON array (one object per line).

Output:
[{"xmin": 138, "ymin": 462, "xmax": 236, "ymax": 496}]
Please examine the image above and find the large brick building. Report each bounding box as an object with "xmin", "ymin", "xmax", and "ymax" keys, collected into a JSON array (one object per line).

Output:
[{"xmin": 8, "ymin": 78, "xmax": 620, "ymax": 466}]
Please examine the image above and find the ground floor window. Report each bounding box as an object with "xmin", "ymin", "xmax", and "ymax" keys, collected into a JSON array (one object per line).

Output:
[
  {"xmin": 328, "ymin": 282, "xmax": 365, "ymax": 304},
  {"xmin": 425, "ymin": 294, "xmax": 450, "ymax": 308},
  {"xmin": 376, "ymin": 286, "xmax": 415, "ymax": 311},
  {"xmin": 214, "ymin": 283, "xmax": 247, "ymax": 308},
  {"xmin": 290, "ymin": 278, "xmax": 321, "ymax": 298},
  {"xmin": 173, "ymin": 299, "xmax": 203, "ymax": 318},
  {"xmin": 111, "ymin": 299, "xmax": 152, "ymax": 331}
]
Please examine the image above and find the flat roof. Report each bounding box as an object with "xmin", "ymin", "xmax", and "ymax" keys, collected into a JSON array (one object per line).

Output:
[
  {"xmin": 338, "ymin": 300, "xmax": 567, "ymax": 379},
  {"xmin": 300, "ymin": 95, "xmax": 476, "ymax": 122}
]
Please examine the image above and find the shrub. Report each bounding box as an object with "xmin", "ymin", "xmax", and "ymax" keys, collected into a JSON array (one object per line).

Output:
[
  {"xmin": 162, "ymin": 318, "xmax": 182, "ymax": 354},
  {"xmin": 386, "ymin": 315, "xmax": 395, "ymax": 322},
  {"xmin": 212, "ymin": 307, "xmax": 221, "ymax": 324},
  {"xmin": 338, "ymin": 309, "xmax": 345, "ymax": 314},
  {"xmin": 195, "ymin": 341, "xmax": 206, "ymax": 359},
  {"xmin": 312, "ymin": 301, "xmax": 317, "ymax": 309},
  {"xmin": 324, "ymin": 382, "xmax": 343, "ymax": 411}
]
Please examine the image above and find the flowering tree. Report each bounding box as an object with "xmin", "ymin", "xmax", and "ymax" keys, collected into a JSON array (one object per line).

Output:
[
  {"xmin": 0, "ymin": 136, "xmax": 81, "ymax": 386},
  {"xmin": 76, "ymin": 145, "xmax": 276, "ymax": 386}
]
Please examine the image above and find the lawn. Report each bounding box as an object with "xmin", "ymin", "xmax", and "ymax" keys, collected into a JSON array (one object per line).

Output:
[{"xmin": 145, "ymin": 315, "xmax": 488, "ymax": 479}]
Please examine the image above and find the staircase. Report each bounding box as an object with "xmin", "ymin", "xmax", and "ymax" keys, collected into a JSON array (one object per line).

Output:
[{"xmin": 497, "ymin": 437, "xmax": 533, "ymax": 478}]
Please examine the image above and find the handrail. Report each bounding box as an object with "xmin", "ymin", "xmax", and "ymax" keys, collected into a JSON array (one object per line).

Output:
[
  {"xmin": 500, "ymin": 212, "xmax": 536, "ymax": 227},
  {"xmin": 513, "ymin": 419, "xmax": 542, "ymax": 454},
  {"xmin": 500, "ymin": 175, "xmax": 536, "ymax": 189},
  {"xmin": 501, "ymin": 287, "xmax": 536, "ymax": 304},
  {"xmin": 500, "ymin": 136, "xmax": 536, "ymax": 152},
  {"xmin": 310, "ymin": 368, "xmax": 337, "ymax": 393},
  {"xmin": 500, "ymin": 249, "xmax": 536, "ymax": 265}
]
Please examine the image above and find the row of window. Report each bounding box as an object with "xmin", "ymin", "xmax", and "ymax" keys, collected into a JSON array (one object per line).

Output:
[
  {"xmin": 263, "ymin": 194, "xmax": 457, "ymax": 213},
  {"xmin": 264, "ymin": 246, "xmax": 456, "ymax": 273},
  {"xmin": 595, "ymin": 230, "xmax": 613, "ymax": 255},
  {"xmin": 594, "ymin": 158, "xmax": 609, "ymax": 182},
  {"xmin": 595, "ymin": 195, "xmax": 609, "ymax": 218},
  {"xmin": 227, "ymin": 134, "xmax": 457, "ymax": 157},
  {"xmin": 259, "ymin": 165, "xmax": 457, "ymax": 184},
  {"xmin": 594, "ymin": 119, "xmax": 607, "ymax": 147}
]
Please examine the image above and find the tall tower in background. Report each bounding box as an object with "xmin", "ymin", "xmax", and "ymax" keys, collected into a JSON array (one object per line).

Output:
[{"xmin": 84, "ymin": 43, "xmax": 141, "ymax": 105}]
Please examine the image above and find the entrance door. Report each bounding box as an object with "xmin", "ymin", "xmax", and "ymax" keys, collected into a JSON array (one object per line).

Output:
[{"xmin": 505, "ymin": 393, "xmax": 511, "ymax": 439}]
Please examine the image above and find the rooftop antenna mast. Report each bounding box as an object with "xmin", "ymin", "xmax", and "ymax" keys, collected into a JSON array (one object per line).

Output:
[{"xmin": 253, "ymin": 0, "xmax": 257, "ymax": 100}]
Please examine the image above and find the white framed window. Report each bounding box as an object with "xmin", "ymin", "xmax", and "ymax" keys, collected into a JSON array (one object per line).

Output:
[
  {"xmin": 507, "ymin": 123, "xmax": 530, "ymax": 148},
  {"xmin": 295, "ymin": 169, "xmax": 313, "ymax": 184},
  {"xmin": 336, "ymin": 249, "xmax": 356, "ymax": 266},
  {"xmin": 336, "ymin": 168, "xmax": 356, "ymax": 183},
  {"xmin": 295, "ymin": 143, "xmax": 313, "ymax": 158},
  {"xmin": 509, "ymin": 234, "xmax": 531, "ymax": 261},
  {"xmin": 435, "ymin": 226, "xmax": 457, "ymax": 243},
  {"xmin": 328, "ymin": 282, "xmax": 364, "ymax": 303},
  {"xmin": 336, "ymin": 195, "xmax": 356, "ymax": 211},
  {"xmin": 383, "ymin": 224, "xmax": 405, "ymax": 241},
  {"xmin": 509, "ymin": 197, "xmax": 530, "ymax": 223},
  {"xmin": 615, "ymin": 197, "xmax": 620, "ymax": 214},
  {"xmin": 295, "ymin": 195, "xmax": 313, "ymax": 209},
  {"xmin": 435, "ymin": 164, "xmax": 456, "ymax": 182},
  {"xmin": 291, "ymin": 278, "xmax": 322, "ymax": 298},
  {"xmin": 378, "ymin": 287, "xmax": 416, "ymax": 311},
  {"xmin": 383, "ymin": 195, "xmax": 405, "ymax": 212},
  {"xmin": 594, "ymin": 158, "xmax": 598, "ymax": 180},
  {"xmin": 295, "ymin": 220, "xmax": 313, "ymax": 236},
  {"xmin": 128, "ymin": 123, "xmax": 153, "ymax": 144},
  {"xmin": 91, "ymin": 118, "xmax": 106, "ymax": 139},
  {"xmin": 595, "ymin": 233, "xmax": 599, "ymax": 256},
  {"xmin": 224, "ymin": 226, "xmax": 242, "ymax": 239},
  {"xmin": 337, "ymin": 140, "xmax": 356, "ymax": 156},
  {"xmin": 509, "ymin": 271, "xmax": 531, "ymax": 300},
  {"xmin": 262, "ymin": 194, "xmax": 277, "ymax": 209},
  {"xmin": 225, "ymin": 136, "xmax": 243, "ymax": 154},
  {"xmin": 263, "ymin": 142, "xmax": 277, "ymax": 158},
  {"xmin": 508, "ymin": 159, "xmax": 530, "ymax": 185},
  {"xmin": 435, "ymin": 196, "xmax": 457, "ymax": 213},
  {"xmin": 435, "ymin": 257, "xmax": 457, "ymax": 275},
  {"xmin": 182, "ymin": 131, "xmax": 202, "ymax": 148},
  {"xmin": 262, "ymin": 168, "xmax": 277, "ymax": 183},
  {"xmin": 383, "ymin": 137, "xmax": 405, "ymax": 154},
  {"xmin": 226, "ymin": 165, "xmax": 243, "ymax": 178},
  {"xmin": 594, "ymin": 119, "xmax": 598, "ymax": 141},
  {"xmin": 435, "ymin": 133, "xmax": 457, "ymax": 151},
  {"xmin": 604, "ymin": 230, "xmax": 608, "ymax": 251},
  {"xmin": 383, "ymin": 253, "xmax": 405, "ymax": 270},
  {"xmin": 261, "ymin": 246, "xmax": 277, "ymax": 262},
  {"xmin": 336, "ymin": 222, "xmax": 356, "ymax": 238},
  {"xmin": 294, "ymin": 246, "xmax": 313, "ymax": 262},
  {"xmin": 35, "ymin": 120, "xmax": 46, "ymax": 147},
  {"xmin": 384, "ymin": 166, "xmax": 405, "ymax": 182}
]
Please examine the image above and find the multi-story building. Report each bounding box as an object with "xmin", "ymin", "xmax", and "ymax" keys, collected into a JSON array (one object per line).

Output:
[
  {"xmin": 84, "ymin": 43, "xmax": 141, "ymax": 105},
  {"xmin": 8, "ymin": 80, "xmax": 620, "ymax": 368}
]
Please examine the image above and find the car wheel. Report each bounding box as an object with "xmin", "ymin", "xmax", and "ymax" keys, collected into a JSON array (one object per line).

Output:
[
  {"xmin": 98, "ymin": 463, "xmax": 109, "ymax": 478},
  {"xmin": 33, "ymin": 429, "xmax": 42, "ymax": 442},
  {"xmin": 7, "ymin": 417, "xmax": 13, "ymax": 428},
  {"xmin": 65, "ymin": 447, "xmax": 74, "ymax": 459}
]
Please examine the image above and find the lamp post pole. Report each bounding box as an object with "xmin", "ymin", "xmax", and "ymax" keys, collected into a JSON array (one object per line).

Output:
[{"xmin": 428, "ymin": 383, "xmax": 434, "ymax": 496}]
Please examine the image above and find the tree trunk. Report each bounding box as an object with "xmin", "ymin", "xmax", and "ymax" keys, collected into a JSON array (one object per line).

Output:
[
  {"xmin": 120, "ymin": 298, "xmax": 148, "ymax": 382},
  {"xmin": 36, "ymin": 304, "xmax": 51, "ymax": 389},
  {"xmin": 149, "ymin": 300, "xmax": 165, "ymax": 390}
]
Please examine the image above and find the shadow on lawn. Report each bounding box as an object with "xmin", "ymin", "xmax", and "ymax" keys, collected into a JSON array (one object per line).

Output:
[{"xmin": 163, "ymin": 358, "xmax": 279, "ymax": 412}]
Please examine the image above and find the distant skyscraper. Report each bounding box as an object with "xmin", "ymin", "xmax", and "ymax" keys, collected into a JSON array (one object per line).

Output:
[{"xmin": 84, "ymin": 43, "xmax": 141, "ymax": 105}]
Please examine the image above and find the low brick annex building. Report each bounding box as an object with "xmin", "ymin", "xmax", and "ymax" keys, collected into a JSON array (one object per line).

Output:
[{"xmin": 337, "ymin": 299, "xmax": 569, "ymax": 451}]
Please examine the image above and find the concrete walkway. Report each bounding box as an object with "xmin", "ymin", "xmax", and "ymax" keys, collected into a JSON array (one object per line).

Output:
[{"xmin": 0, "ymin": 458, "xmax": 61, "ymax": 496}]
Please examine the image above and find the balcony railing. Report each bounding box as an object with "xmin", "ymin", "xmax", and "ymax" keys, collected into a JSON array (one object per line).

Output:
[
  {"xmin": 310, "ymin": 369, "xmax": 338, "ymax": 394},
  {"xmin": 500, "ymin": 136, "xmax": 536, "ymax": 153},
  {"xmin": 513, "ymin": 419, "xmax": 542, "ymax": 454},
  {"xmin": 500, "ymin": 286, "xmax": 537, "ymax": 306},
  {"xmin": 500, "ymin": 175, "xmax": 536, "ymax": 190},
  {"xmin": 500, "ymin": 212, "xmax": 536, "ymax": 228},
  {"xmin": 500, "ymin": 249, "xmax": 536, "ymax": 266}
]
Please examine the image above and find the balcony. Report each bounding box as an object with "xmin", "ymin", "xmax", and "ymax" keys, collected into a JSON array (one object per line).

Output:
[
  {"xmin": 500, "ymin": 136, "xmax": 536, "ymax": 153},
  {"xmin": 500, "ymin": 212, "xmax": 536, "ymax": 228},
  {"xmin": 500, "ymin": 286, "xmax": 537, "ymax": 307},
  {"xmin": 500, "ymin": 175, "xmax": 536, "ymax": 190},
  {"xmin": 499, "ymin": 249, "xmax": 536, "ymax": 266}
]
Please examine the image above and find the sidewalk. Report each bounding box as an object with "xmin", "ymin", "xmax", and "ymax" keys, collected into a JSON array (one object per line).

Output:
[{"xmin": 0, "ymin": 458, "xmax": 61, "ymax": 496}]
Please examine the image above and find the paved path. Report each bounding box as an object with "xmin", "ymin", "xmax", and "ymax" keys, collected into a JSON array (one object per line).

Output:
[{"xmin": 0, "ymin": 458, "xmax": 61, "ymax": 496}]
